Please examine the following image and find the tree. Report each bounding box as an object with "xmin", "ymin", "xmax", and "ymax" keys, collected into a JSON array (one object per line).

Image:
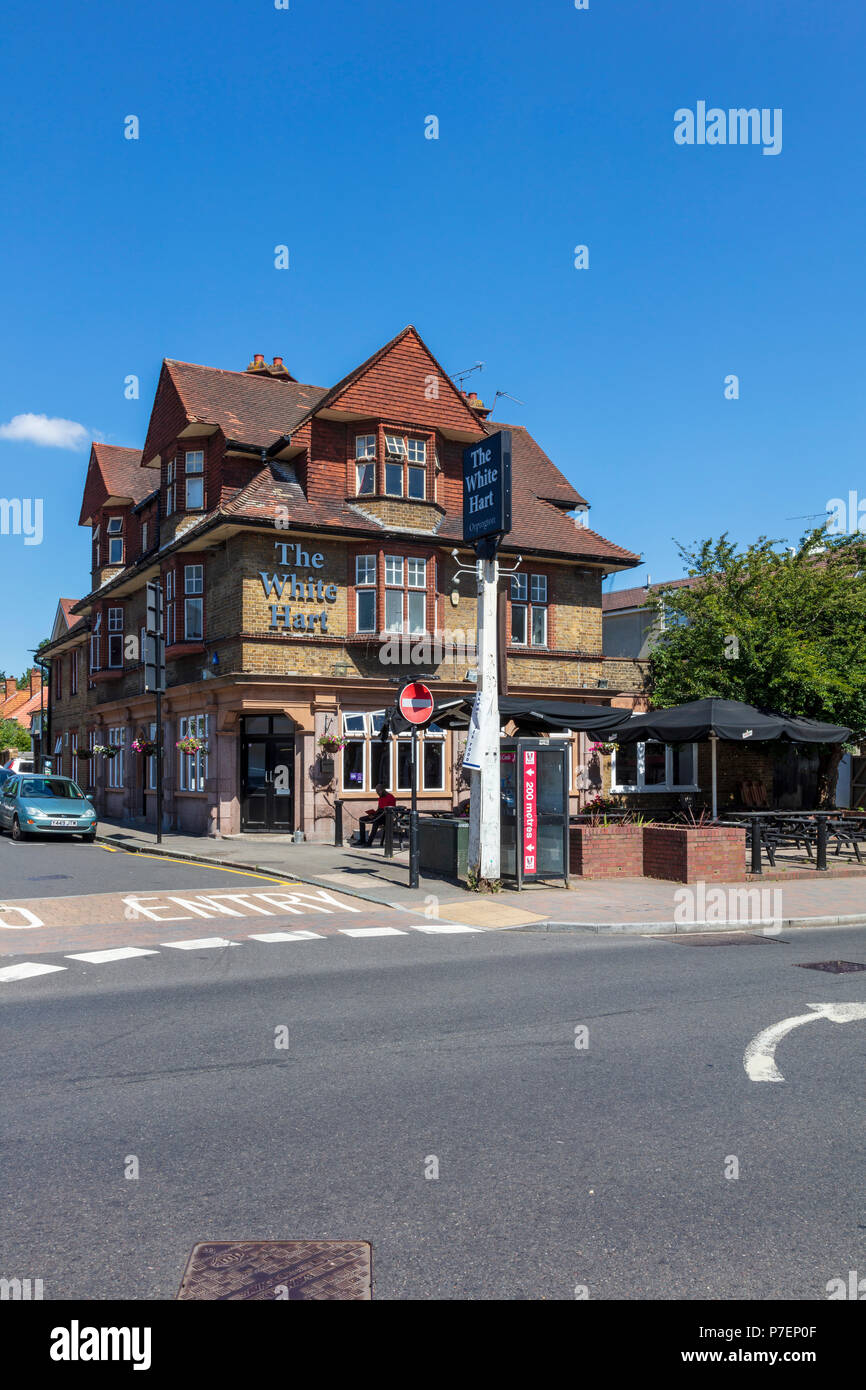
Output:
[
  {"xmin": 0, "ymin": 718, "xmax": 31, "ymax": 752},
  {"xmin": 646, "ymin": 529, "xmax": 866, "ymax": 806}
]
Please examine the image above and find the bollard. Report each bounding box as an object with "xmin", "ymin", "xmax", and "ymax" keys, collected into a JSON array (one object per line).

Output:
[
  {"xmin": 816, "ymin": 815, "xmax": 828, "ymax": 871},
  {"xmin": 750, "ymin": 818, "xmax": 763, "ymax": 875},
  {"xmin": 409, "ymin": 810, "xmax": 420, "ymax": 889},
  {"xmin": 383, "ymin": 807, "xmax": 394, "ymax": 859},
  {"xmin": 334, "ymin": 798, "xmax": 343, "ymax": 847}
]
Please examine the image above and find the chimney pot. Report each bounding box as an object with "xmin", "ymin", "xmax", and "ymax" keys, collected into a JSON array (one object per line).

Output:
[
  {"xmin": 273, "ymin": 356, "xmax": 283, "ymax": 368},
  {"xmin": 254, "ymin": 354, "xmax": 265, "ymax": 365}
]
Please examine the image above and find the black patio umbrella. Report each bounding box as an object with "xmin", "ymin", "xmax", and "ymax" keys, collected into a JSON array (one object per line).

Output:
[
  {"xmin": 429, "ymin": 696, "xmax": 635, "ymax": 735},
  {"xmin": 598, "ymin": 697, "xmax": 851, "ymax": 817}
]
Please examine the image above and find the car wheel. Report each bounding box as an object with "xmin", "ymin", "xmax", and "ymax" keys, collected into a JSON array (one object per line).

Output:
[
  {"xmin": 82, "ymin": 830, "xmax": 96, "ymax": 842},
  {"xmin": 11, "ymin": 816, "xmax": 25, "ymax": 842}
]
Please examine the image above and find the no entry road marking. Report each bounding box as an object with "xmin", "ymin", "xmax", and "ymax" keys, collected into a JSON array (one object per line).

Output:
[{"xmin": 743, "ymin": 1002, "xmax": 866, "ymax": 1082}]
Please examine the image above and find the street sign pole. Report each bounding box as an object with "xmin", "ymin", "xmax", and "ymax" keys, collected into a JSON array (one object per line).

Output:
[
  {"xmin": 410, "ymin": 724, "xmax": 420, "ymax": 888},
  {"xmin": 145, "ymin": 581, "xmax": 166, "ymax": 845},
  {"xmin": 467, "ymin": 545, "xmax": 500, "ymax": 883},
  {"xmin": 462, "ymin": 430, "xmax": 511, "ymax": 887}
]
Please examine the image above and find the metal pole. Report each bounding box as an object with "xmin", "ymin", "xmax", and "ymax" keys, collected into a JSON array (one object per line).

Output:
[
  {"xmin": 155, "ymin": 687, "xmax": 163, "ymax": 845},
  {"xmin": 383, "ymin": 806, "xmax": 394, "ymax": 859},
  {"xmin": 750, "ymin": 816, "xmax": 762, "ymax": 875},
  {"xmin": 409, "ymin": 725, "xmax": 420, "ymax": 888},
  {"xmin": 468, "ymin": 546, "xmax": 501, "ymax": 884},
  {"xmin": 816, "ymin": 814, "xmax": 828, "ymax": 871},
  {"xmin": 334, "ymin": 797, "xmax": 343, "ymax": 847},
  {"xmin": 710, "ymin": 734, "xmax": 718, "ymax": 820}
]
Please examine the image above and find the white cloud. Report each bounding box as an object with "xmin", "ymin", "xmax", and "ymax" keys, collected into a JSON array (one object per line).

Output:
[{"xmin": 0, "ymin": 413, "xmax": 90, "ymax": 450}]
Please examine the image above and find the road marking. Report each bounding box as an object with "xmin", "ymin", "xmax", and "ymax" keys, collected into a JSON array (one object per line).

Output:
[
  {"xmin": 247, "ymin": 931, "xmax": 325, "ymax": 943},
  {"xmin": 410, "ymin": 922, "xmax": 482, "ymax": 933},
  {"xmin": 0, "ymin": 904, "xmax": 45, "ymax": 928},
  {"xmin": 339, "ymin": 926, "xmax": 408, "ymax": 937},
  {"xmin": 160, "ymin": 937, "xmax": 242, "ymax": 950},
  {"xmin": 131, "ymin": 851, "xmax": 299, "ymax": 885},
  {"xmin": 65, "ymin": 947, "xmax": 160, "ymax": 964},
  {"xmin": 0, "ymin": 961, "xmax": 67, "ymax": 982},
  {"xmin": 743, "ymin": 1001, "xmax": 866, "ymax": 1082}
]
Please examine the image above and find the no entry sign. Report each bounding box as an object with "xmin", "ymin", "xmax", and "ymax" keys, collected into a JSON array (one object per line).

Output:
[{"xmin": 398, "ymin": 681, "xmax": 435, "ymax": 727}]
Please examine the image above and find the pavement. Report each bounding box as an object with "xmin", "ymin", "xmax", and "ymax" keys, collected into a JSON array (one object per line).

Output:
[
  {"xmin": 92, "ymin": 816, "xmax": 866, "ymax": 934},
  {"xmin": 3, "ymin": 918, "xmax": 865, "ymax": 1299}
]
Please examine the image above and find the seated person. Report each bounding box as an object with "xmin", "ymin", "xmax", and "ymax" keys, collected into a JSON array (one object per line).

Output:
[{"xmin": 364, "ymin": 783, "xmax": 397, "ymax": 845}]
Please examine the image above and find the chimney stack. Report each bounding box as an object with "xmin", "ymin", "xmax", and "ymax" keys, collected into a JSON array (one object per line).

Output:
[
  {"xmin": 30, "ymin": 668, "xmax": 42, "ymax": 695},
  {"xmin": 5, "ymin": 678, "xmax": 17, "ymax": 700}
]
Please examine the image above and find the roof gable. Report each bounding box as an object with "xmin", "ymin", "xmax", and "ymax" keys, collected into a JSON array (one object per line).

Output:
[
  {"xmin": 78, "ymin": 445, "xmax": 147, "ymax": 526},
  {"xmin": 316, "ymin": 326, "xmax": 485, "ymax": 434}
]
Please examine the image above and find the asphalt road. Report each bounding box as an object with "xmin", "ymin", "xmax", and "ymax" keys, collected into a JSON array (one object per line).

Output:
[
  {"xmin": 2, "ymin": 916, "xmax": 865, "ymax": 1301},
  {"xmin": 0, "ymin": 832, "xmax": 297, "ymax": 899}
]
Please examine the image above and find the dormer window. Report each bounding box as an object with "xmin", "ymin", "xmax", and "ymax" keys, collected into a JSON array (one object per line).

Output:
[
  {"xmin": 185, "ymin": 450, "xmax": 204, "ymax": 510},
  {"xmin": 107, "ymin": 516, "xmax": 123, "ymax": 565},
  {"xmin": 355, "ymin": 435, "xmax": 376, "ymax": 495},
  {"xmin": 384, "ymin": 434, "xmax": 426, "ymax": 498}
]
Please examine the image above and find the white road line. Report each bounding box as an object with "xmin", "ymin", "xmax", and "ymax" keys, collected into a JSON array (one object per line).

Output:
[
  {"xmin": 65, "ymin": 947, "xmax": 160, "ymax": 964},
  {"xmin": 743, "ymin": 1001, "xmax": 866, "ymax": 1082},
  {"xmin": 339, "ymin": 926, "xmax": 408, "ymax": 937},
  {"xmin": 0, "ymin": 961, "xmax": 67, "ymax": 983},
  {"xmin": 160, "ymin": 937, "xmax": 242, "ymax": 950},
  {"xmin": 410, "ymin": 922, "xmax": 483, "ymax": 933},
  {"xmin": 247, "ymin": 931, "xmax": 326, "ymax": 943}
]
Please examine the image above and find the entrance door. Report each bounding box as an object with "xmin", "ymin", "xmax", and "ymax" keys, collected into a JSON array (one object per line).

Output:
[{"xmin": 240, "ymin": 715, "xmax": 295, "ymax": 831}]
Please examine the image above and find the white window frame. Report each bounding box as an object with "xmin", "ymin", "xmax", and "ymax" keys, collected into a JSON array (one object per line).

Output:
[
  {"xmin": 90, "ymin": 611, "xmax": 102, "ymax": 671},
  {"xmin": 178, "ymin": 713, "xmax": 208, "ymax": 792},
  {"xmin": 107, "ymin": 607, "xmax": 124, "ymax": 668},
  {"xmin": 166, "ymin": 458, "xmax": 176, "ymax": 515},
  {"xmin": 384, "ymin": 433, "xmax": 407, "ymax": 458},
  {"xmin": 71, "ymin": 648, "xmax": 79, "ymax": 695},
  {"xmin": 141, "ymin": 520, "xmax": 148, "ymax": 553},
  {"xmin": 511, "ymin": 572, "xmax": 547, "ymax": 648},
  {"xmin": 611, "ymin": 741, "xmax": 700, "ymax": 794},
  {"xmin": 407, "ymin": 438, "xmax": 426, "ymax": 464},
  {"xmin": 356, "ymin": 460, "xmax": 375, "ymax": 495},
  {"xmin": 107, "ymin": 727, "xmax": 125, "ymax": 788},
  {"xmin": 355, "ymin": 434, "xmax": 376, "ymax": 459}
]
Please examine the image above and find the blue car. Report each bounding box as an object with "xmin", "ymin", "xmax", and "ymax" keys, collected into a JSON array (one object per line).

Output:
[{"xmin": 0, "ymin": 774, "xmax": 98, "ymax": 842}]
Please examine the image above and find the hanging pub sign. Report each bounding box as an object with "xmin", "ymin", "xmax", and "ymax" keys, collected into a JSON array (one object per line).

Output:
[{"xmin": 462, "ymin": 430, "xmax": 512, "ymax": 543}]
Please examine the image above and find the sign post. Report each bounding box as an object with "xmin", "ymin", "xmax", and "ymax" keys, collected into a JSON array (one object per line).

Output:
[
  {"xmin": 397, "ymin": 681, "xmax": 435, "ymax": 888},
  {"xmin": 144, "ymin": 581, "xmax": 165, "ymax": 845},
  {"xmin": 462, "ymin": 431, "xmax": 512, "ymax": 886}
]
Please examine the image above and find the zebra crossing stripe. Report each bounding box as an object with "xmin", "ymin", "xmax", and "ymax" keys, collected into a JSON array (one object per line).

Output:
[
  {"xmin": 66, "ymin": 947, "xmax": 160, "ymax": 963},
  {"xmin": 247, "ymin": 931, "xmax": 325, "ymax": 943},
  {"xmin": 0, "ymin": 961, "xmax": 67, "ymax": 982},
  {"xmin": 160, "ymin": 938, "xmax": 242, "ymax": 950}
]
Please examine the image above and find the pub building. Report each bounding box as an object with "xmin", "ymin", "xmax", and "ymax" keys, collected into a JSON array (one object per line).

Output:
[{"xmin": 40, "ymin": 326, "xmax": 647, "ymax": 841}]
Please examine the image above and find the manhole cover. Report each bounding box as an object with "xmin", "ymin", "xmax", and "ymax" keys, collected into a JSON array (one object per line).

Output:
[
  {"xmin": 665, "ymin": 933, "xmax": 782, "ymax": 946},
  {"xmin": 795, "ymin": 960, "xmax": 866, "ymax": 974},
  {"xmin": 177, "ymin": 1241, "xmax": 371, "ymax": 1300}
]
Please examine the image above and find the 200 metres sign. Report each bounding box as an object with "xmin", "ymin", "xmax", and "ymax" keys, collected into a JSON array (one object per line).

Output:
[{"xmin": 462, "ymin": 429, "xmax": 512, "ymax": 543}]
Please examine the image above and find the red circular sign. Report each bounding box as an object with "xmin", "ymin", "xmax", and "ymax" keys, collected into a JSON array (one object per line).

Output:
[{"xmin": 398, "ymin": 681, "xmax": 435, "ymax": 726}]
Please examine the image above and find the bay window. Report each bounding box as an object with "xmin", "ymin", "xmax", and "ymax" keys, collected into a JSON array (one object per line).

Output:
[
  {"xmin": 90, "ymin": 611, "xmax": 102, "ymax": 671},
  {"xmin": 184, "ymin": 564, "xmax": 204, "ymax": 641},
  {"xmin": 166, "ymin": 458, "xmax": 176, "ymax": 515},
  {"xmin": 341, "ymin": 712, "xmax": 445, "ymax": 792},
  {"xmin": 611, "ymin": 742, "xmax": 698, "ymax": 793},
  {"xmin": 107, "ymin": 516, "xmax": 124, "ymax": 565},
  {"xmin": 107, "ymin": 607, "xmax": 124, "ymax": 667},
  {"xmin": 355, "ymin": 435, "xmax": 376, "ymax": 494},
  {"xmin": 185, "ymin": 450, "xmax": 204, "ymax": 510},
  {"xmin": 384, "ymin": 433, "xmax": 427, "ymax": 498},
  {"xmin": 165, "ymin": 569, "xmax": 176, "ymax": 646},
  {"xmin": 355, "ymin": 555, "xmax": 376, "ymax": 632}
]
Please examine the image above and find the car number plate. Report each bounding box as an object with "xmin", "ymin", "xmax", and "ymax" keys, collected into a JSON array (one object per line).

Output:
[{"xmin": 50, "ymin": 819, "xmax": 77, "ymax": 827}]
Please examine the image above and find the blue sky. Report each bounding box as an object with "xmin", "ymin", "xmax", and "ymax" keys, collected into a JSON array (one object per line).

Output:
[{"xmin": 1, "ymin": 0, "xmax": 863, "ymax": 674}]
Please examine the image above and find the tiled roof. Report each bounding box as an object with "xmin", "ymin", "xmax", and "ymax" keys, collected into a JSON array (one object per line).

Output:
[
  {"xmin": 164, "ymin": 360, "xmax": 328, "ymax": 450},
  {"xmin": 602, "ymin": 576, "xmax": 700, "ymax": 612},
  {"xmin": 79, "ymin": 445, "xmax": 148, "ymax": 525},
  {"xmin": 59, "ymin": 598, "xmax": 79, "ymax": 626}
]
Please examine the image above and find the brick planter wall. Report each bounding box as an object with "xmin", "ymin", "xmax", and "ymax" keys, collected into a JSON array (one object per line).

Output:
[
  {"xmin": 642, "ymin": 825, "xmax": 746, "ymax": 883},
  {"xmin": 569, "ymin": 824, "xmax": 644, "ymax": 878}
]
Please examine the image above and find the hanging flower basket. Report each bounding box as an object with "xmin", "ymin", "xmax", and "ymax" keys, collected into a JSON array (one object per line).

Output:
[
  {"xmin": 318, "ymin": 733, "xmax": 345, "ymax": 754},
  {"xmin": 132, "ymin": 738, "xmax": 159, "ymax": 756},
  {"xmin": 92, "ymin": 744, "xmax": 118, "ymax": 758},
  {"xmin": 76, "ymin": 748, "xmax": 94, "ymax": 760},
  {"xmin": 176, "ymin": 735, "xmax": 208, "ymax": 755},
  {"xmin": 588, "ymin": 741, "xmax": 616, "ymax": 756}
]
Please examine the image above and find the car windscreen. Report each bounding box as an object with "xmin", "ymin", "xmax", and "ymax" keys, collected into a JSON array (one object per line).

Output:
[{"xmin": 18, "ymin": 778, "xmax": 83, "ymax": 799}]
